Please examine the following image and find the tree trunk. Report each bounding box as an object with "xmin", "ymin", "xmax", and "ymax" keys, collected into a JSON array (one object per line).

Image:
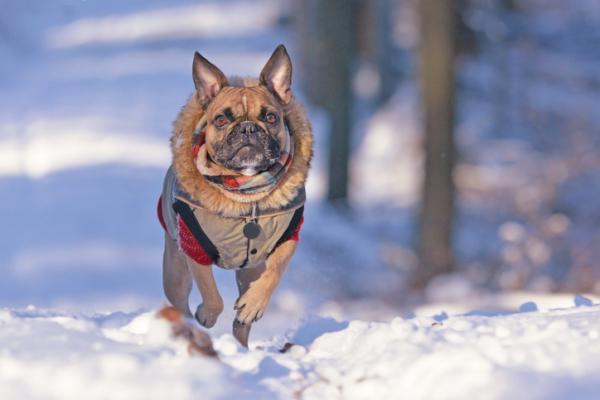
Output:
[
  {"xmin": 295, "ymin": 0, "xmax": 358, "ymax": 205},
  {"xmin": 414, "ymin": 0, "xmax": 457, "ymax": 288},
  {"xmin": 356, "ymin": 0, "xmax": 396, "ymax": 106}
]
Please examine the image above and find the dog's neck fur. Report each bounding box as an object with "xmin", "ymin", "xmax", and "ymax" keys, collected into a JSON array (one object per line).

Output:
[{"xmin": 171, "ymin": 77, "xmax": 314, "ymax": 218}]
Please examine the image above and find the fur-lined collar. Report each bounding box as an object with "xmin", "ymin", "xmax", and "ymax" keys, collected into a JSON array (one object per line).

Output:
[{"xmin": 170, "ymin": 78, "xmax": 314, "ymax": 218}]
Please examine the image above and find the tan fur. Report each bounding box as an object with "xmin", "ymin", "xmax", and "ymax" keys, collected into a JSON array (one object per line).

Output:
[{"xmin": 171, "ymin": 77, "xmax": 313, "ymax": 217}]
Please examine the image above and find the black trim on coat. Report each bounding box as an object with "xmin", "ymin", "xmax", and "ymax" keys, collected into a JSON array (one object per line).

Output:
[
  {"xmin": 172, "ymin": 200, "xmax": 220, "ymax": 264},
  {"xmin": 270, "ymin": 206, "xmax": 304, "ymax": 255}
]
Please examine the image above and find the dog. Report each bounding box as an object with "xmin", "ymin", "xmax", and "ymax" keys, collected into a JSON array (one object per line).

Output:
[{"xmin": 158, "ymin": 45, "xmax": 313, "ymax": 347}]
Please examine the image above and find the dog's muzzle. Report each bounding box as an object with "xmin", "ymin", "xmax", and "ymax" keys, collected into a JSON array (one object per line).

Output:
[{"xmin": 214, "ymin": 122, "xmax": 280, "ymax": 174}]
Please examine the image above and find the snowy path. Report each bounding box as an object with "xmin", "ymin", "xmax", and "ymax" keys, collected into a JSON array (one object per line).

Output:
[{"xmin": 2, "ymin": 302, "xmax": 599, "ymax": 400}]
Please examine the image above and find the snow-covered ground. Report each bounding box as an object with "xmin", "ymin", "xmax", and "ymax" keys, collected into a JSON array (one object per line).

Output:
[
  {"xmin": 2, "ymin": 0, "xmax": 600, "ymax": 399},
  {"xmin": 2, "ymin": 296, "xmax": 600, "ymax": 400}
]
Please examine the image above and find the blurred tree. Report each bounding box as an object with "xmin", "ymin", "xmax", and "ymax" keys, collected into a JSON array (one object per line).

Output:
[
  {"xmin": 295, "ymin": 0, "xmax": 358, "ymax": 205},
  {"xmin": 413, "ymin": 0, "xmax": 457, "ymax": 288},
  {"xmin": 356, "ymin": 0, "xmax": 396, "ymax": 106}
]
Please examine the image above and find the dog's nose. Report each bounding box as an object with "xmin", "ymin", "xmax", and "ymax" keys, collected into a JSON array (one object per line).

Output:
[{"xmin": 239, "ymin": 122, "xmax": 257, "ymax": 135}]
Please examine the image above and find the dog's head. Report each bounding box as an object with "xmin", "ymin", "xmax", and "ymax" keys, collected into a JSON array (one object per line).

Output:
[{"xmin": 192, "ymin": 45, "xmax": 293, "ymax": 176}]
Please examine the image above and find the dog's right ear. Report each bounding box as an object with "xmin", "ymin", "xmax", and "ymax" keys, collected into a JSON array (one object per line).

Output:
[{"xmin": 192, "ymin": 52, "xmax": 228, "ymax": 104}]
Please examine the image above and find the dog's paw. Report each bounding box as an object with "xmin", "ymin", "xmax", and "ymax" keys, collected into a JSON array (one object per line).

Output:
[
  {"xmin": 195, "ymin": 302, "xmax": 224, "ymax": 328},
  {"xmin": 234, "ymin": 282, "xmax": 273, "ymax": 325},
  {"xmin": 232, "ymin": 319, "xmax": 252, "ymax": 348}
]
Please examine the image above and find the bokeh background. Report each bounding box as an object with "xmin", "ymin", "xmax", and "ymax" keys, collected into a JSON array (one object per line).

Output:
[{"xmin": 1, "ymin": 0, "xmax": 599, "ymax": 334}]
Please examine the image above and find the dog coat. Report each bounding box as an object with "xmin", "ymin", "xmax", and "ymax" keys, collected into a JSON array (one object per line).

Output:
[{"xmin": 158, "ymin": 166, "xmax": 304, "ymax": 269}]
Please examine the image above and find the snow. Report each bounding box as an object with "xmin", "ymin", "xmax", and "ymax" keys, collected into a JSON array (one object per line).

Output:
[
  {"xmin": 2, "ymin": 0, "xmax": 600, "ymax": 398},
  {"xmin": 46, "ymin": 2, "xmax": 283, "ymax": 49},
  {"xmin": 0, "ymin": 309, "xmax": 241, "ymax": 400},
  {"xmin": 2, "ymin": 300, "xmax": 600, "ymax": 399},
  {"xmin": 0, "ymin": 124, "xmax": 168, "ymax": 177}
]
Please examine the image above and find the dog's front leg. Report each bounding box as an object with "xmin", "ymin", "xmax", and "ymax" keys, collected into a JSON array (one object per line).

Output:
[
  {"xmin": 233, "ymin": 240, "xmax": 297, "ymax": 344},
  {"xmin": 233, "ymin": 263, "xmax": 265, "ymax": 347},
  {"xmin": 187, "ymin": 258, "xmax": 224, "ymax": 328}
]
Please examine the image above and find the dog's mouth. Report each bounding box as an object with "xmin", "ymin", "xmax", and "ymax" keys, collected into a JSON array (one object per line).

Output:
[
  {"xmin": 232, "ymin": 144, "xmax": 259, "ymax": 158},
  {"xmin": 224, "ymin": 144, "xmax": 278, "ymax": 175}
]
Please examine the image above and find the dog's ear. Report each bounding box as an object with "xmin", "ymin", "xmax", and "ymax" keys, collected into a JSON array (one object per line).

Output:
[
  {"xmin": 260, "ymin": 44, "xmax": 292, "ymax": 104},
  {"xmin": 193, "ymin": 52, "xmax": 228, "ymax": 104}
]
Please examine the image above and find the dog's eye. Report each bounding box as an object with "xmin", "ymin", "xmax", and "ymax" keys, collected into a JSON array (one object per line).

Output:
[
  {"xmin": 265, "ymin": 112, "xmax": 278, "ymax": 125},
  {"xmin": 213, "ymin": 115, "xmax": 228, "ymax": 128}
]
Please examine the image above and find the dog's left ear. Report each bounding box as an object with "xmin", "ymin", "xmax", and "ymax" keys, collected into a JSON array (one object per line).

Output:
[{"xmin": 260, "ymin": 44, "xmax": 292, "ymax": 104}]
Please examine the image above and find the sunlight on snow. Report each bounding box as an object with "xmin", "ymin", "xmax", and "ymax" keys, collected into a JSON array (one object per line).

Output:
[
  {"xmin": 46, "ymin": 2, "xmax": 282, "ymax": 49},
  {"xmin": 0, "ymin": 118, "xmax": 169, "ymax": 178}
]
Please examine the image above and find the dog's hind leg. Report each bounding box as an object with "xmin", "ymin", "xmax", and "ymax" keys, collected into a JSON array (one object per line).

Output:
[
  {"xmin": 188, "ymin": 260, "xmax": 224, "ymax": 329},
  {"xmin": 162, "ymin": 234, "xmax": 193, "ymax": 317}
]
